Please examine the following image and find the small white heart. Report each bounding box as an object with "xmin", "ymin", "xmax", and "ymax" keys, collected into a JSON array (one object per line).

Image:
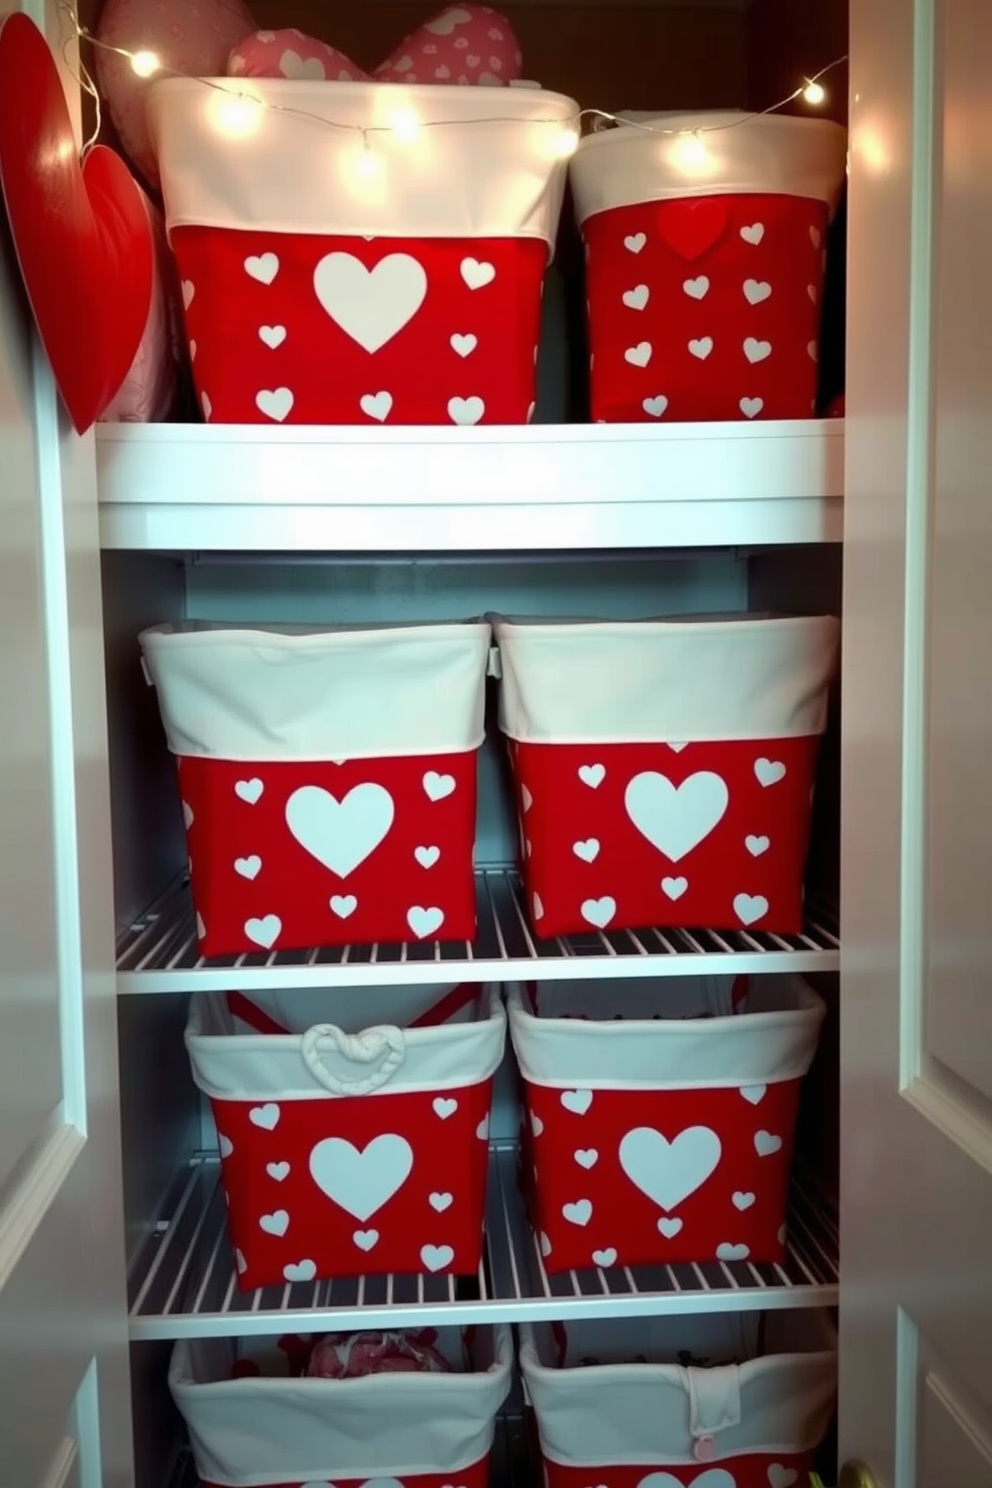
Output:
[
  {"xmin": 683, "ymin": 275, "xmax": 709, "ymax": 299},
  {"xmin": 562, "ymin": 1199, "xmax": 592, "ymax": 1227},
  {"xmin": 622, "ymin": 283, "xmax": 649, "ymax": 310},
  {"xmin": 688, "ymin": 336, "xmax": 714, "ymax": 360},
  {"xmin": 532, "ymin": 891, "xmax": 545, "ymax": 921},
  {"xmin": 460, "ymin": 257, "xmax": 496, "ymax": 289},
  {"xmin": 234, "ymin": 855, "xmax": 261, "ymax": 880},
  {"xmin": 520, "ymin": 783, "xmax": 533, "ymax": 813},
  {"xmin": 330, "ymin": 894, "xmax": 357, "ymax": 919},
  {"xmin": 244, "ymin": 914, "xmax": 281, "ymax": 950},
  {"xmin": 740, "ymin": 222, "xmax": 765, "ymax": 245},
  {"xmin": 195, "ymin": 912, "xmax": 206, "ymax": 941},
  {"xmin": 624, "ymin": 341, "xmax": 652, "ymax": 367},
  {"xmin": 249, "ymin": 1103, "xmax": 280, "ymax": 1130},
  {"xmin": 810, "ymin": 225, "xmax": 822, "ymax": 248},
  {"xmin": 201, "ymin": 392, "xmax": 212, "ymax": 422},
  {"xmin": 188, "ymin": 339, "xmax": 197, "ymax": 361},
  {"xmin": 807, "ymin": 284, "xmax": 818, "ymax": 302},
  {"xmin": 744, "ymin": 337, "xmax": 772, "ymax": 363},
  {"xmin": 353, "ymin": 1229, "xmax": 379, "ymax": 1251},
  {"xmin": 539, "ymin": 1231, "xmax": 552, "ymax": 1257},
  {"xmin": 755, "ymin": 1130, "xmax": 783, "ymax": 1156},
  {"xmin": 572, "ymin": 838, "xmax": 600, "ymax": 863},
  {"xmin": 754, "ymin": 757, "xmax": 787, "ymax": 786},
  {"xmin": 256, "ymin": 387, "xmax": 294, "ymax": 422},
  {"xmin": 581, "ymin": 896, "xmax": 616, "ymax": 929},
  {"xmin": 740, "ymin": 397, "xmax": 764, "ymax": 419},
  {"xmin": 734, "ymin": 892, "xmax": 769, "ymax": 926},
  {"xmin": 181, "ymin": 279, "xmax": 195, "ymax": 309},
  {"xmin": 574, "ymin": 1148, "xmax": 598, "ymax": 1169},
  {"xmin": 244, "ymin": 252, "xmax": 279, "ymax": 285},
  {"xmin": 592, "ymin": 1247, "xmax": 617, "ymax": 1268},
  {"xmin": 415, "ymin": 845, "xmax": 440, "ymax": 869},
  {"xmin": 743, "ymin": 278, "xmax": 772, "ymax": 304},
  {"xmin": 733, "ymin": 1190, "xmax": 756, "ymax": 1210},
  {"xmin": 283, "ymin": 1258, "xmax": 317, "ymax": 1283},
  {"xmin": 808, "ymin": 339, "xmax": 819, "ymax": 361},
  {"xmin": 768, "ymin": 1468, "xmax": 799, "ymax": 1488},
  {"xmin": 746, "ymin": 834, "xmax": 770, "ymax": 856},
  {"xmin": 662, "ymin": 876, "xmax": 688, "ymax": 901},
  {"xmin": 717, "ymin": 1241, "xmax": 750, "ymax": 1261},
  {"xmin": 561, "ymin": 1089, "xmax": 593, "ymax": 1115},
  {"xmin": 578, "ymin": 763, "xmax": 605, "ymax": 789},
  {"xmin": 235, "ymin": 777, "xmax": 264, "ymax": 805},
  {"xmin": 433, "ymin": 1096, "xmax": 458, "ymax": 1120},
  {"xmin": 476, "ymin": 1113, "xmax": 490, "ymax": 1140},
  {"xmin": 642, "ymin": 395, "xmax": 668, "ymax": 418},
  {"xmin": 429, "ymin": 1191, "xmax": 453, "ymax": 1212},
  {"xmin": 235, "ymin": 1248, "xmax": 246, "ymax": 1274},
  {"xmin": 448, "ymin": 395, "xmax": 485, "ymax": 425},
  {"xmin": 408, "ymin": 904, "xmax": 445, "ymax": 939},
  {"xmin": 360, "ymin": 390, "xmax": 393, "ymax": 422},
  {"xmin": 624, "ymin": 232, "xmax": 647, "ymax": 253},
  {"xmin": 451, "ymin": 332, "xmax": 478, "ymax": 357},
  {"xmin": 267, "ymin": 1161, "xmax": 290, "ymax": 1182},
  {"xmin": 259, "ymin": 1209, "xmax": 289, "ymax": 1237},
  {"xmin": 530, "ymin": 1112, "xmax": 544, "ymax": 1136},
  {"xmin": 182, "ymin": 801, "xmax": 194, "ymax": 829},
  {"xmin": 218, "ymin": 1133, "xmax": 233, "ymax": 1158},
  {"xmin": 658, "ymin": 1216, "xmax": 683, "ymax": 1238},
  {"xmin": 740, "ymin": 1084, "xmax": 767, "ymax": 1105},
  {"xmin": 258, "ymin": 324, "xmax": 287, "ymax": 349},
  {"xmin": 423, "ymin": 770, "xmax": 456, "ymax": 801},
  {"xmin": 421, "ymin": 1243, "xmax": 455, "ymax": 1272}
]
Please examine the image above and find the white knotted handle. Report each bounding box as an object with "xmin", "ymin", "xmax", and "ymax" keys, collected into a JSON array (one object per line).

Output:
[{"xmin": 300, "ymin": 1022, "xmax": 406, "ymax": 1096}]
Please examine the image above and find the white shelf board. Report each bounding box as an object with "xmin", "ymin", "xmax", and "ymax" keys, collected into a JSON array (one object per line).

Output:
[
  {"xmin": 116, "ymin": 871, "xmax": 840, "ymax": 994},
  {"xmin": 129, "ymin": 1145, "xmax": 838, "ymax": 1340},
  {"xmin": 96, "ymin": 419, "xmax": 844, "ymax": 552}
]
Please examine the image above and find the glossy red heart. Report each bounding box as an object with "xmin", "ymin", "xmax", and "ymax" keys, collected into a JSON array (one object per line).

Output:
[
  {"xmin": 655, "ymin": 196, "xmax": 729, "ymax": 261},
  {"xmin": 0, "ymin": 14, "xmax": 153, "ymax": 434}
]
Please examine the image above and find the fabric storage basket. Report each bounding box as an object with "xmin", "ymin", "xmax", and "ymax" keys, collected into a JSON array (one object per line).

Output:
[
  {"xmin": 569, "ymin": 113, "xmax": 847, "ymax": 423},
  {"xmin": 172, "ymin": 1325, "xmax": 513, "ymax": 1488},
  {"xmin": 139, "ymin": 620, "xmax": 490, "ymax": 957},
  {"xmin": 146, "ymin": 78, "xmax": 578, "ymax": 426},
  {"xmin": 508, "ymin": 974, "xmax": 824, "ymax": 1273},
  {"xmin": 493, "ymin": 612, "xmax": 839, "ymax": 939},
  {"xmin": 519, "ymin": 1311, "xmax": 836, "ymax": 1488},
  {"xmin": 187, "ymin": 982, "xmax": 505, "ymax": 1289}
]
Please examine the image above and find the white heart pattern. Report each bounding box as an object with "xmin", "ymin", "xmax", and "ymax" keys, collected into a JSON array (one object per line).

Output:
[
  {"xmin": 657, "ymin": 1216, "xmax": 683, "ymax": 1238},
  {"xmin": 573, "ymin": 838, "xmax": 600, "ymax": 863},
  {"xmin": 329, "ymin": 895, "xmax": 357, "ymax": 919},
  {"xmin": 256, "ymin": 387, "xmax": 294, "ymax": 422},
  {"xmin": 740, "ymin": 397, "xmax": 764, "ymax": 419},
  {"xmin": 258, "ymin": 324, "xmax": 287, "ymax": 349},
  {"xmin": 619, "ymin": 1126, "xmax": 722, "ymax": 1210},
  {"xmin": 539, "ymin": 1231, "xmax": 552, "ymax": 1257},
  {"xmin": 744, "ymin": 337, "xmax": 772, "ymax": 363},
  {"xmin": 196, "ymin": 911, "xmax": 206, "ymax": 940},
  {"xmin": 423, "ymin": 770, "xmax": 456, "ymax": 801},
  {"xmin": 235, "ymin": 1248, "xmax": 246, "ymax": 1274},
  {"xmin": 249, "ymin": 1103, "xmax": 280, "ymax": 1130},
  {"xmin": 451, "ymin": 332, "xmax": 478, "ymax": 357},
  {"xmin": 408, "ymin": 906, "xmax": 445, "ymax": 938},
  {"xmin": 234, "ymin": 855, "xmax": 262, "ymax": 880},
  {"xmin": 636, "ymin": 1473, "xmax": 735, "ymax": 1488},
  {"xmin": 530, "ymin": 1112, "xmax": 543, "ymax": 1136},
  {"xmin": 625, "ymin": 341, "xmax": 652, "ymax": 367},
  {"xmin": 561, "ymin": 1089, "xmax": 593, "ymax": 1115},
  {"xmin": 235, "ymin": 778, "xmax": 264, "ymax": 805},
  {"xmin": 716, "ymin": 1242, "xmax": 750, "ymax": 1261},
  {"xmin": 755, "ymin": 1130, "xmax": 783, "ymax": 1156},
  {"xmin": 280, "ymin": 49, "xmax": 325, "ymax": 80},
  {"xmin": 743, "ymin": 278, "xmax": 772, "ymax": 304},
  {"xmin": 309, "ymin": 1134, "xmax": 414, "ymax": 1220},
  {"xmin": 360, "ymin": 391, "xmax": 393, "ymax": 422},
  {"xmin": 429, "ymin": 1191, "xmax": 454, "ymax": 1212},
  {"xmin": 683, "ymin": 275, "xmax": 710, "ymax": 299},
  {"xmin": 433, "ymin": 1096, "xmax": 458, "ymax": 1120},
  {"xmin": 733, "ymin": 1190, "xmax": 756, "ymax": 1210},
  {"xmin": 625, "ymin": 770, "xmax": 729, "ymax": 862},
  {"xmin": 421, "ymin": 1243, "xmax": 455, "ymax": 1271},
  {"xmin": 181, "ymin": 279, "xmax": 195, "ymax": 308},
  {"xmin": 740, "ymin": 223, "xmax": 765, "ymax": 245},
  {"xmin": 592, "ymin": 1248, "xmax": 618, "ymax": 1268},
  {"xmin": 520, "ymin": 784, "xmax": 533, "ymax": 813},
  {"xmin": 734, "ymin": 892, "xmax": 769, "ymax": 926},
  {"xmin": 532, "ymin": 892, "xmax": 545, "ymax": 921},
  {"xmin": 688, "ymin": 337, "xmax": 714, "ymax": 360},
  {"xmin": 415, "ymin": 845, "xmax": 441, "ymax": 869},
  {"xmin": 768, "ymin": 1469, "xmax": 799, "ymax": 1488},
  {"xmin": 661, "ymin": 876, "xmax": 688, "ymax": 901},
  {"xmin": 245, "ymin": 252, "xmax": 279, "ymax": 284},
  {"xmin": 314, "ymin": 253, "xmax": 427, "ymax": 352},
  {"xmin": 746, "ymin": 835, "xmax": 770, "ymax": 856},
  {"xmin": 245, "ymin": 915, "xmax": 281, "ymax": 950},
  {"xmin": 810, "ymin": 225, "xmax": 822, "ymax": 248},
  {"xmin": 189, "ymin": 339, "xmax": 197, "ymax": 361},
  {"xmin": 460, "ymin": 257, "xmax": 496, "ymax": 289},
  {"xmin": 623, "ymin": 284, "xmax": 649, "ymax": 310},
  {"xmin": 286, "ymin": 783, "xmax": 394, "ymax": 878},
  {"xmin": 259, "ymin": 1209, "xmax": 289, "ymax": 1237},
  {"xmin": 808, "ymin": 340, "xmax": 819, "ymax": 361},
  {"xmin": 218, "ymin": 1133, "xmax": 233, "ymax": 1158},
  {"xmin": 642, "ymin": 395, "xmax": 668, "ymax": 417},
  {"xmin": 740, "ymin": 1084, "xmax": 767, "ymax": 1105},
  {"xmin": 754, "ymin": 757, "xmax": 787, "ymax": 786},
  {"xmin": 624, "ymin": 232, "xmax": 647, "ymax": 253},
  {"xmin": 283, "ymin": 1259, "xmax": 316, "ymax": 1283},
  {"xmin": 574, "ymin": 1148, "xmax": 598, "ymax": 1169},
  {"xmin": 581, "ymin": 896, "xmax": 616, "ymax": 929},
  {"xmin": 182, "ymin": 800, "xmax": 194, "ymax": 829},
  {"xmin": 578, "ymin": 763, "xmax": 606, "ymax": 789},
  {"xmin": 267, "ymin": 1161, "xmax": 290, "ymax": 1182},
  {"xmin": 562, "ymin": 1199, "xmax": 592, "ymax": 1226},
  {"xmin": 448, "ymin": 395, "xmax": 485, "ymax": 425},
  {"xmin": 353, "ymin": 1229, "xmax": 379, "ymax": 1251}
]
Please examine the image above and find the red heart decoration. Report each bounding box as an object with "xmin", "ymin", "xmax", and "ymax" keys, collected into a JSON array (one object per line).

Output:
[
  {"xmin": 655, "ymin": 196, "xmax": 730, "ymax": 262},
  {"xmin": 0, "ymin": 14, "xmax": 153, "ymax": 434}
]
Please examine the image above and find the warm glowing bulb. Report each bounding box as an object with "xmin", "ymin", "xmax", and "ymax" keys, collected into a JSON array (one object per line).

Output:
[
  {"xmin": 356, "ymin": 144, "xmax": 380, "ymax": 177},
  {"xmin": 803, "ymin": 80, "xmax": 826, "ymax": 105},
  {"xmin": 390, "ymin": 107, "xmax": 420, "ymax": 143},
  {"xmin": 211, "ymin": 91, "xmax": 263, "ymax": 139},
  {"xmin": 552, "ymin": 127, "xmax": 579, "ymax": 160},
  {"xmin": 130, "ymin": 49, "xmax": 161, "ymax": 78},
  {"xmin": 674, "ymin": 130, "xmax": 708, "ymax": 170}
]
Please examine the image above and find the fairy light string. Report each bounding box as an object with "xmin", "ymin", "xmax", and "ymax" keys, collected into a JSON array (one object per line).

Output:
[{"xmin": 59, "ymin": 1, "xmax": 845, "ymax": 164}]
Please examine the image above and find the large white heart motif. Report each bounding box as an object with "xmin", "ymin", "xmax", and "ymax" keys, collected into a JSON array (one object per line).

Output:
[
  {"xmin": 301, "ymin": 1023, "xmax": 406, "ymax": 1095},
  {"xmin": 636, "ymin": 1473, "xmax": 736, "ymax": 1488},
  {"xmin": 624, "ymin": 771, "xmax": 729, "ymax": 862},
  {"xmin": 313, "ymin": 253, "xmax": 427, "ymax": 353},
  {"xmin": 309, "ymin": 1134, "xmax": 413, "ymax": 1221},
  {"xmin": 619, "ymin": 1126, "xmax": 722, "ymax": 1211},
  {"xmin": 285, "ymin": 784, "xmax": 394, "ymax": 878}
]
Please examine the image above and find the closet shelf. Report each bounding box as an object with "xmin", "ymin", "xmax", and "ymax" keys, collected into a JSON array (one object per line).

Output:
[
  {"xmin": 95, "ymin": 419, "xmax": 844, "ymax": 552},
  {"xmin": 116, "ymin": 870, "xmax": 840, "ymax": 992},
  {"xmin": 129, "ymin": 1143, "xmax": 838, "ymax": 1341}
]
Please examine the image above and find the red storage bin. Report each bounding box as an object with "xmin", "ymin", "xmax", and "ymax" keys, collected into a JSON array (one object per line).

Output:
[
  {"xmin": 493, "ymin": 613, "xmax": 839, "ymax": 939},
  {"xmin": 520, "ymin": 1312, "xmax": 836, "ymax": 1488},
  {"xmin": 139, "ymin": 620, "xmax": 490, "ymax": 957},
  {"xmin": 146, "ymin": 79, "xmax": 577, "ymax": 425},
  {"xmin": 186, "ymin": 982, "xmax": 505, "ymax": 1290},
  {"xmin": 569, "ymin": 113, "xmax": 847, "ymax": 423},
  {"xmin": 171, "ymin": 1326, "xmax": 513, "ymax": 1488},
  {"xmin": 508, "ymin": 975, "xmax": 825, "ymax": 1273}
]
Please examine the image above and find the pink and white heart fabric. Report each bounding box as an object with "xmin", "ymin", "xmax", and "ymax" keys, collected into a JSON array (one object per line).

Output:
[
  {"xmin": 228, "ymin": 27, "xmax": 367, "ymax": 82},
  {"xmin": 492, "ymin": 612, "xmax": 840, "ymax": 939},
  {"xmin": 185, "ymin": 983, "xmax": 505, "ymax": 1290},
  {"xmin": 171, "ymin": 1326, "xmax": 512, "ymax": 1488},
  {"xmin": 138, "ymin": 620, "xmax": 491, "ymax": 955},
  {"xmin": 520, "ymin": 1312, "xmax": 837, "ymax": 1488},
  {"xmin": 508, "ymin": 974, "xmax": 824, "ymax": 1274},
  {"xmin": 146, "ymin": 78, "xmax": 575, "ymax": 425}
]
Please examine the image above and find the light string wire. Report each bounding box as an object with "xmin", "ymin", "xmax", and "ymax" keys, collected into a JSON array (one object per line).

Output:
[{"xmin": 59, "ymin": 2, "xmax": 846, "ymax": 156}]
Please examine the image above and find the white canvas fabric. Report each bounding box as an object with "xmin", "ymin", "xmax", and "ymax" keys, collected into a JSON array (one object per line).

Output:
[
  {"xmin": 492, "ymin": 613, "xmax": 839, "ymax": 744},
  {"xmin": 139, "ymin": 620, "xmax": 491, "ymax": 760},
  {"xmin": 570, "ymin": 112, "xmax": 847, "ymax": 226},
  {"xmin": 519, "ymin": 1311, "xmax": 837, "ymax": 1467},
  {"xmin": 148, "ymin": 79, "xmax": 578, "ymax": 248},
  {"xmin": 171, "ymin": 1326, "xmax": 513, "ymax": 1487},
  {"xmin": 507, "ymin": 976, "xmax": 825, "ymax": 1088},
  {"xmin": 186, "ymin": 984, "xmax": 506, "ymax": 1101}
]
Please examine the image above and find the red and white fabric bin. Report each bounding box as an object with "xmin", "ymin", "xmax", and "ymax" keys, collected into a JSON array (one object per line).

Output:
[
  {"xmin": 139, "ymin": 620, "xmax": 490, "ymax": 956},
  {"xmin": 171, "ymin": 1325, "xmax": 513, "ymax": 1488},
  {"xmin": 508, "ymin": 974, "xmax": 824, "ymax": 1273},
  {"xmin": 186, "ymin": 982, "xmax": 505, "ymax": 1289},
  {"xmin": 493, "ymin": 613, "xmax": 840, "ymax": 938},
  {"xmin": 569, "ymin": 113, "xmax": 847, "ymax": 422},
  {"xmin": 519, "ymin": 1311, "xmax": 837, "ymax": 1488},
  {"xmin": 146, "ymin": 79, "xmax": 577, "ymax": 425}
]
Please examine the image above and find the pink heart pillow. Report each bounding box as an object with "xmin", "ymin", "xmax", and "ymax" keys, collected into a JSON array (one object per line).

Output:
[
  {"xmin": 229, "ymin": 28, "xmax": 368, "ymax": 82},
  {"xmin": 95, "ymin": 0, "xmax": 257, "ymax": 188},
  {"xmin": 375, "ymin": 4, "xmax": 522, "ymax": 86}
]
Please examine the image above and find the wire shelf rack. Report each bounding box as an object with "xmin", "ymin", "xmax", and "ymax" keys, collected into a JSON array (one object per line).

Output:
[
  {"xmin": 129, "ymin": 1143, "xmax": 838, "ymax": 1341},
  {"xmin": 117, "ymin": 870, "xmax": 840, "ymax": 992}
]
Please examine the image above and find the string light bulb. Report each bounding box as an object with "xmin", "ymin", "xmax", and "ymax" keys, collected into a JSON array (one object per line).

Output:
[
  {"xmin": 552, "ymin": 127, "xmax": 579, "ymax": 159},
  {"xmin": 673, "ymin": 129, "xmax": 708, "ymax": 171},
  {"xmin": 210, "ymin": 90, "xmax": 263, "ymax": 139},
  {"xmin": 802, "ymin": 80, "xmax": 826, "ymax": 105},
  {"xmin": 389, "ymin": 107, "xmax": 421, "ymax": 144},
  {"xmin": 130, "ymin": 48, "xmax": 161, "ymax": 78},
  {"xmin": 356, "ymin": 132, "xmax": 380, "ymax": 177}
]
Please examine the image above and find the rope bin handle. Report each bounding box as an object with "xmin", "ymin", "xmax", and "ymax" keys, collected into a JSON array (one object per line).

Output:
[{"xmin": 300, "ymin": 1022, "xmax": 406, "ymax": 1095}]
